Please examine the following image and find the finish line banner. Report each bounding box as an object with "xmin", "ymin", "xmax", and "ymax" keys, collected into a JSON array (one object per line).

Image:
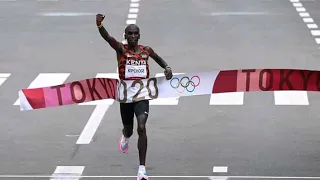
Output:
[{"xmin": 18, "ymin": 69, "xmax": 320, "ymax": 111}]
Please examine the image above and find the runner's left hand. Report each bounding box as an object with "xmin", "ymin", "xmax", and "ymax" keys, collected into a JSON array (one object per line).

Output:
[{"xmin": 164, "ymin": 66, "xmax": 173, "ymax": 80}]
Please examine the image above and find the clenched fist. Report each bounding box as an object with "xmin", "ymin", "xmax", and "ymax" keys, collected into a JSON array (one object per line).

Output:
[{"xmin": 96, "ymin": 14, "xmax": 105, "ymax": 26}]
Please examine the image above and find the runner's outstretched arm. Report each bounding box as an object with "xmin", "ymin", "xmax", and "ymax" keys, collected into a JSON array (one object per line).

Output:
[
  {"xmin": 145, "ymin": 46, "xmax": 173, "ymax": 80},
  {"xmin": 96, "ymin": 14, "xmax": 123, "ymax": 53},
  {"xmin": 145, "ymin": 46, "xmax": 169, "ymax": 68}
]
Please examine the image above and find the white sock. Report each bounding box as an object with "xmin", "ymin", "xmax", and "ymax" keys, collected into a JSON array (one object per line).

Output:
[
  {"xmin": 139, "ymin": 165, "xmax": 145, "ymax": 171},
  {"xmin": 123, "ymin": 135, "xmax": 129, "ymax": 141}
]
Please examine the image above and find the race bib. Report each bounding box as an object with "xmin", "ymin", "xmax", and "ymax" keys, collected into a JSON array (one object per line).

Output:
[{"xmin": 125, "ymin": 65, "xmax": 147, "ymax": 79}]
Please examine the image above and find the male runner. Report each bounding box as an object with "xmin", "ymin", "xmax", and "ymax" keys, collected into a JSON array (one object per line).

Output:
[{"xmin": 96, "ymin": 14, "xmax": 173, "ymax": 180}]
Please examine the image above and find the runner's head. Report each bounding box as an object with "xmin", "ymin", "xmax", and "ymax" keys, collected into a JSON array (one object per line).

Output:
[{"xmin": 124, "ymin": 24, "xmax": 140, "ymax": 45}]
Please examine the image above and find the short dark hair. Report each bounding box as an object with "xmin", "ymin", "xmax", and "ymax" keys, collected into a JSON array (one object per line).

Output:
[{"xmin": 125, "ymin": 24, "xmax": 140, "ymax": 34}]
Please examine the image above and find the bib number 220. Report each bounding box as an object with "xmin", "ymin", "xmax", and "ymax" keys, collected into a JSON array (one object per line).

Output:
[{"xmin": 118, "ymin": 78, "xmax": 159, "ymax": 103}]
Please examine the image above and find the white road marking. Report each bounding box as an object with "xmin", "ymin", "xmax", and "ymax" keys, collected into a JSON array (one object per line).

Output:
[
  {"xmin": 13, "ymin": 73, "xmax": 70, "ymax": 105},
  {"xmin": 129, "ymin": 8, "xmax": 139, "ymax": 13},
  {"xmin": 149, "ymin": 73, "xmax": 184, "ymax": 105},
  {"xmin": 65, "ymin": 135, "xmax": 79, "ymax": 137},
  {"xmin": 209, "ymin": 176, "xmax": 320, "ymax": 179},
  {"xmin": 290, "ymin": 0, "xmax": 320, "ymax": 48},
  {"xmin": 284, "ymin": 0, "xmax": 319, "ymax": 105},
  {"xmin": 128, "ymin": 14, "xmax": 138, "ymax": 18},
  {"xmin": 303, "ymin": 18, "xmax": 314, "ymax": 23},
  {"xmin": 210, "ymin": 92, "xmax": 244, "ymax": 105},
  {"xmin": 0, "ymin": 73, "xmax": 10, "ymax": 87},
  {"xmin": 38, "ymin": 12, "xmax": 96, "ymax": 16},
  {"xmin": 130, "ymin": 3, "xmax": 139, "ymax": 7},
  {"xmin": 274, "ymin": 91, "xmax": 309, "ymax": 105},
  {"xmin": 0, "ymin": 175, "xmax": 319, "ymax": 179},
  {"xmin": 299, "ymin": 12, "xmax": 309, "ymax": 17},
  {"xmin": 76, "ymin": 104, "xmax": 110, "ymax": 144},
  {"xmin": 38, "ymin": 0, "xmax": 58, "ymax": 1},
  {"xmin": 126, "ymin": 19, "xmax": 136, "ymax": 24},
  {"xmin": 293, "ymin": 2, "xmax": 303, "ymax": 7},
  {"xmin": 50, "ymin": 166, "xmax": 84, "ymax": 180},
  {"xmin": 296, "ymin": 7, "xmax": 306, "ymax": 12},
  {"xmin": 207, "ymin": 12, "xmax": 269, "ymax": 16},
  {"xmin": 311, "ymin": 30, "xmax": 320, "ymax": 36},
  {"xmin": 212, "ymin": 166, "xmax": 228, "ymax": 173},
  {"xmin": 307, "ymin": 24, "xmax": 318, "ymax": 29},
  {"xmin": 0, "ymin": 73, "xmax": 10, "ymax": 78}
]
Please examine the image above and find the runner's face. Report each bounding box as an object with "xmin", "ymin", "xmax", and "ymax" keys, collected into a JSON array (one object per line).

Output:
[{"xmin": 126, "ymin": 27, "xmax": 140, "ymax": 45}]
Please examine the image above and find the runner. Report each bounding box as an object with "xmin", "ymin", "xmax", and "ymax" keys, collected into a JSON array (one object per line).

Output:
[{"xmin": 96, "ymin": 14, "xmax": 173, "ymax": 180}]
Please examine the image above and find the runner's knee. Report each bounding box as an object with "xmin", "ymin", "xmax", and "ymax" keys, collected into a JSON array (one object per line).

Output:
[
  {"xmin": 137, "ymin": 124, "xmax": 146, "ymax": 135},
  {"xmin": 137, "ymin": 114, "xmax": 147, "ymax": 135}
]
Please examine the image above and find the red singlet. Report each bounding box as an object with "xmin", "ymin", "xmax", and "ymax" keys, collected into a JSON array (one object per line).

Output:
[{"xmin": 118, "ymin": 45, "xmax": 150, "ymax": 80}]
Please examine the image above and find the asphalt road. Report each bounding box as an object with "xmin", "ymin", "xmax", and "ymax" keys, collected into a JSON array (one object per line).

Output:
[{"xmin": 1, "ymin": 0, "xmax": 320, "ymax": 180}]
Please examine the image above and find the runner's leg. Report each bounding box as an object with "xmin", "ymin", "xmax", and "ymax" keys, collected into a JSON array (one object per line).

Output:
[
  {"xmin": 134, "ymin": 100, "xmax": 149, "ymax": 165},
  {"xmin": 134, "ymin": 100, "xmax": 149, "ymax": 180},
  {"xmin": 118, "ymin": 102, "xmax": 134, "ymax": 153}
]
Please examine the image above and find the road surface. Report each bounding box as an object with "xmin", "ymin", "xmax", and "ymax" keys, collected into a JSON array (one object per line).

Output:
[{"xmin": 0, "ymin": 0, "xmax": 320, "ymax": 179}]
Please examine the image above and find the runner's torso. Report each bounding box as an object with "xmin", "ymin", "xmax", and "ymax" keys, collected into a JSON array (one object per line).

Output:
[{"xmin": 118, "ymin": 45, "xmax": 150, "ymax": 80}]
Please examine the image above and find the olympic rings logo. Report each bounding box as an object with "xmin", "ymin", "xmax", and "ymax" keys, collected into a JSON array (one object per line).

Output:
[{"xmin": 170, "ymin": 76, "xmax": 200, "ymax": 93}]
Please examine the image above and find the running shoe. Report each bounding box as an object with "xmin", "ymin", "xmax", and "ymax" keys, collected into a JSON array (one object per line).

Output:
[
  {"xmin": 137, "ymin": 167, "xmax": 149, "ymax": 180},
  {"xmin": 118, "ymin": 135, "xmax": 129, "ymax": 153}
]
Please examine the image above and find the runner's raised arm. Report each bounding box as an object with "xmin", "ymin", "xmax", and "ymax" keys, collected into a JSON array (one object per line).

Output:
[{"xmin": 96, "ymin": 14, "xmax": 123, "ymax": 53}]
